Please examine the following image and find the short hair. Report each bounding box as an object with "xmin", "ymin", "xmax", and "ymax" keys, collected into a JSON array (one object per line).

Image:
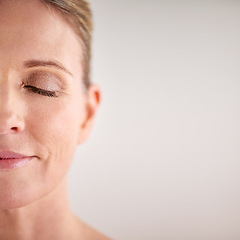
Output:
[{"xmin": 41, "ymin": 0, "xmax": 93, "ymax": 90}]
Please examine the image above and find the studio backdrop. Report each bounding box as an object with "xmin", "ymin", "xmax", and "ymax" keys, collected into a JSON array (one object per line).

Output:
[{"xmin": 69, "ymin": 1, "xmax": 240, "ymax": 240}]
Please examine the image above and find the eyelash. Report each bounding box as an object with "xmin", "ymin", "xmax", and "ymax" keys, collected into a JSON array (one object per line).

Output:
[{"xmin": 24, "ymin": 85, "xmax": 58, "ymax": 98}]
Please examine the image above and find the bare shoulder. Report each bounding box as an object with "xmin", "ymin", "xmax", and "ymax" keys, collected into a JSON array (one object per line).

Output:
[{"xmin": 75, "ymin": 217, "xmax": 112, "ymax": 240}]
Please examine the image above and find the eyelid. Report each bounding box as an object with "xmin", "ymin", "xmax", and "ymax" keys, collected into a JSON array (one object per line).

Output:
[{"xmin": 24, "ymin": 70, "xmax": 65, "ymax": 91}]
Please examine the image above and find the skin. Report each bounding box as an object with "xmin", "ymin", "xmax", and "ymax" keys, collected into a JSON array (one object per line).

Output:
[{"xmin": 0, "ymin": 0, "xmax": 110, "ymax": 239}]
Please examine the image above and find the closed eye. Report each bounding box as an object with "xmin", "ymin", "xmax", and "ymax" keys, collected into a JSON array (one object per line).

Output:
[{"xmin": 24, "ymin": 85, "xmax": 58, "ymax": 98}]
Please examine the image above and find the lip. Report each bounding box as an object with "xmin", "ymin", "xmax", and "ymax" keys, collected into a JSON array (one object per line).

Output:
[{"xmin": 0, "ymin": 151, "xmax": 34, "ymax": 170}]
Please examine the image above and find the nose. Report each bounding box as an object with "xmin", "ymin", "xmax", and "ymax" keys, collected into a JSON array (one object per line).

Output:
[
  {"xmin": 0, "ymin": 85, "xmax": 25, "ymax": 135},
  {"xmin": 0, "ymin": 112, "xmax": 25, "ymax": 134}
]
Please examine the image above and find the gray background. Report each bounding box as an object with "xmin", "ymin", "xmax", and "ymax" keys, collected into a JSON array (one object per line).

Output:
[{"xmin": 68, "ymin": 1, "xmax": 240, "ymax": 240}]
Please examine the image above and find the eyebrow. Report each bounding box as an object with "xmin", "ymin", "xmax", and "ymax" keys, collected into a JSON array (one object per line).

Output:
[{"xmin": 23, "ymin": 59, "xmax": 73, "ymax": 76}]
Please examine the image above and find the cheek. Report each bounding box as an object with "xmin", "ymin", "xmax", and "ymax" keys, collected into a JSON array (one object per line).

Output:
[{"xmin": 25, "ymin": 96, "xmax": 84, "ymax": 183}]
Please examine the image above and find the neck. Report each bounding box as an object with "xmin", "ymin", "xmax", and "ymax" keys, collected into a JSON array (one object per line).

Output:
[{"xmin": 0, "ymin": 177, "xmax": 79, "ymax": 240}]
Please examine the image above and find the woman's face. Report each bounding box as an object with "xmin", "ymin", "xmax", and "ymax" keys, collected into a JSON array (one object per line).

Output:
[{"xmin": 0, "ymin": 0, "xmax": 99, "ymax": 208}]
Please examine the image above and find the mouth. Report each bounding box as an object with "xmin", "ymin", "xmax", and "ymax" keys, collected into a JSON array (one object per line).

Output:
[
  {"xmin": 0, "ymin": 151, "xmax": 34, "ymax": 169},
  {"xmin": 0, "ymin": 151, "xmax": 30, "ymax": 159}
]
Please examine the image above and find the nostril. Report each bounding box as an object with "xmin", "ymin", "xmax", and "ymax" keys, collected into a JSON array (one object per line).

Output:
[{"xmin": 11, "ymin": 127, "xmax": 18, "ymax": 131}]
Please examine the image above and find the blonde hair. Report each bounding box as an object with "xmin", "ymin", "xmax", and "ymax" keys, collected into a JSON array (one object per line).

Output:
[{"xmin": 41, "ymin": 0, "xmax": 93, "ymax": 89}]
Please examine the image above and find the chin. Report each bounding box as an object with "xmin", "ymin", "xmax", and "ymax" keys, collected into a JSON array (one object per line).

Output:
[
  {"xmin": 0, "ymin": 187, "xmax": 39, "ymax": 210},
  {"xmin": 0, "ymin": 180, "xmax": 53, "ymax": 210}
]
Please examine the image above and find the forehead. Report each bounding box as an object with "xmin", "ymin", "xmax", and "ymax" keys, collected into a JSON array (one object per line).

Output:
[{"xmin": 0, "ymin": 0, "xmax": 83, "ymax": 77}]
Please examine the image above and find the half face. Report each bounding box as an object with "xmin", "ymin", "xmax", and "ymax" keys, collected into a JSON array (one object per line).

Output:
[{"xmin": 0, "ymin": 0, "xmax": 98, "ymax": 208}]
